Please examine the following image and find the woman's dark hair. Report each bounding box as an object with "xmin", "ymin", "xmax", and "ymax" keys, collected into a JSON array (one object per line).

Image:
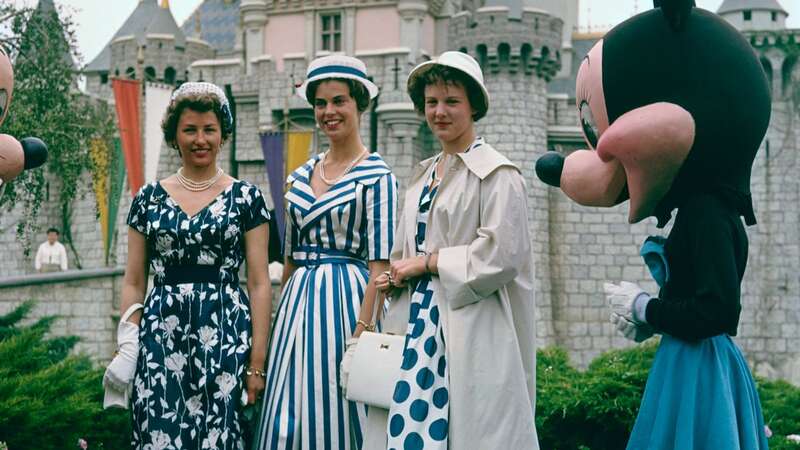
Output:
[
  {"xmin": 306, "ymin": 77, "xmax": 371, "ymax": 113},
  {"xmin": 408, "ymin": 64, "xmax": 487, "ymax": 121},
  {"xmin": 161, "ymin": 93, "xmax": 233, "ymax": 148}
]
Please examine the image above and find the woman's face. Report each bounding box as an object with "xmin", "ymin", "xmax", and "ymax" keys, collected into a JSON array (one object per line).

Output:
[
  {"xmin": 314, "ymin": 80, "xmax": 360, "ymax": 143},
  {"xmin": 175, "ymin": 108, "xmax": 222, "ymax": 169},
  {"xmin": 423, "ymin": 80, "xmax": 475, "ymax": 146}
]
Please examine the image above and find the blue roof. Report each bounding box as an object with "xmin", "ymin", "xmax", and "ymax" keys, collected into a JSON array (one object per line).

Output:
[{"xmin": 181, "ymin": 0, "xmax": 241, "ymax": 53}]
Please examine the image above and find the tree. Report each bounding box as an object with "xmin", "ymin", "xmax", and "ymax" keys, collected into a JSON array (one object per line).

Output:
[
  {"xmin": 0, "ymin": 301, "xmax": 130, "ymax": 449},
  {"xmin": 0, "ymin": 3, "xmax": 116, "ymax": 259}
]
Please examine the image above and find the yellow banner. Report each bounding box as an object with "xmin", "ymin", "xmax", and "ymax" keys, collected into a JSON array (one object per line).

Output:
[
  {"xmin": 89, "ymin": 139, "xmax": 110, "ymax": 256},
  {"xmin": 285, "ymin": 131, "xmax": 313, "ymax": 175}
]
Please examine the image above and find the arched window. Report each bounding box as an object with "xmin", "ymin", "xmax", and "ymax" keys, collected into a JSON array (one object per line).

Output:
[
  {"xmin": 125, "ymin": 67, "xmax": 136, "ymax": 79},
  {"xmin": 165, "ymin": 67, "xmax": 176, "ymax": 85},
  {"xmin": 144, "ymin": 66, "xmax": 156, "ymax": 81}
]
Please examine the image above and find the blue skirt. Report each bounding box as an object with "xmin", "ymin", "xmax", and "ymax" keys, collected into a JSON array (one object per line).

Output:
[{"xmin": 627, "ymin": 334, "xmax": 768, "ymax": 450}]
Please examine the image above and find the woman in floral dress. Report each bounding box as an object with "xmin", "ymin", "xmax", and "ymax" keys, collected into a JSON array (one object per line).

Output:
[{"xmin": 108, "ymin": 82, "xmax": 272, "ymax": 449}]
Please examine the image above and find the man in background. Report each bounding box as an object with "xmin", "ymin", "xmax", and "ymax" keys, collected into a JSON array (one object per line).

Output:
[{"xmin": 34, "ymin": 227, "xmax": 68, "ymax": 272}]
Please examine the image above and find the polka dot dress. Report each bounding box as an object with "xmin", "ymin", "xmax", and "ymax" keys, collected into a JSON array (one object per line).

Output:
[{"xmin": 387, "ymin": 154, "xmax": 450, "ymax": 450}]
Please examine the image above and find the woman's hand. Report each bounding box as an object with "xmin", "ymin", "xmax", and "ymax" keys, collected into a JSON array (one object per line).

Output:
[
  {"xmin": 245, "ymin": 370, "xmax": 266, "ymax": 405},
  {"xmin": 375, "ymin": 271, "xmax": 393, "ymax": 292},
  {"xmin": 390, "ymin": 256, "xmax": 427, "ymax": 287}
]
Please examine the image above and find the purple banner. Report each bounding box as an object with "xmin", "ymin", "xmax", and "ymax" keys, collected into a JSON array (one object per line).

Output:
[{"xmin": 260, "ymin": 132, "xmax": 286, "ymax": 245}]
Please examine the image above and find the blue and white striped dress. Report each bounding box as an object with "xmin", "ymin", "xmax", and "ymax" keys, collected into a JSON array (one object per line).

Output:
[{"xmin": 254, "ymin": 152, "xmax": 397, "ymax": 450}]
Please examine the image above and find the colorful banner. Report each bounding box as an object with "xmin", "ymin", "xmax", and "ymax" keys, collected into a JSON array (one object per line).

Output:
[
  {"xmin": 107, "ymin": 139, "xmax": 126, "ymax": 265},
  {"xmin": 286, "ymin": 131, "xmax": 313, "ymax": 175},
  {"xmin": 89, "ymin": 138, "xmax": 110, "ymax": 259},
  {"xmin": 112, "ymin": 78, "xmax": 144, "ymax": 196},
  {"xmin": 261, "ymin": 132, "xmax": 286, "ymax": 244},
  {"xmin": 144, "ymin": 82, "xmax": 173, "ymax": 182}
]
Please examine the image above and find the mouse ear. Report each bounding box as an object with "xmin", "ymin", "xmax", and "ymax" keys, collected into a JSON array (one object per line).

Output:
[{"xmin": 653, "ymin": 0, "xmax": 695, "ymax": 31}]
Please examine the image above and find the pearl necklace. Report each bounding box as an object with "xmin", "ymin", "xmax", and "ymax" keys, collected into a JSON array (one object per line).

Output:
[
  {"xmin": 318, "ymin": 149, "xmax": 366, "ymax": 185},
  {"xmin": 176, "ymin": 167, "xmax": 224, "ymax": 192}
]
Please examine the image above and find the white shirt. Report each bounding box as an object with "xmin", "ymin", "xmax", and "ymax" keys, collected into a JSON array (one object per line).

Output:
[{"xmin": 34, "ymin": 241, "xmax": 68, "ymax": 271}]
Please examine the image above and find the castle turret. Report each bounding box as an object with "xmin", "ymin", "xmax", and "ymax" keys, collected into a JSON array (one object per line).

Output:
[
  {"xmin": 83, "ymin": 0, "xmax": 214, "ymax": 99},
  {"xmin": 718, "ymin": 0, "xmax": 788, "ymax": 31},
  {"xmin": 241, "ymin": 0, "xmax": 268, "ymax": 74},
  {"xmin": 450, "ymin": 4, "xmax": 562, "ymax": 345}
]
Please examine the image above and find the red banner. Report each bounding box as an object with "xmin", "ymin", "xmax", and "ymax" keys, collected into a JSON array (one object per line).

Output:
[{"xmin": 112, "ymin": 78, "xmax": 144, "ymax": 196}]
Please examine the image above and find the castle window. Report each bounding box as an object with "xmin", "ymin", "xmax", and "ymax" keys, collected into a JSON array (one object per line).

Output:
[
  {"xmin": 100, "ymin": 72, "xmax": 108, "ymax": 84},
  {"xmin": 165, "ymin": 67, "xmax": 176, "ymax": 85},
  {"xmin": 772, "ymin": 11, "xmax": 777, "ymax": 21},
  {"xmin": 320, "ymin": 13, "xmax": 342, "ymax": 52},
  {"xmin": 125, "ymin": 67, "xmax": 136, "ymax": 79},
  {"xmin": 145, "ymin": 66, "xmax": 156, "ymax": 82},
  {"xmin": 743, "ymin": 10, "xmax": 752, "ymax": 21}
]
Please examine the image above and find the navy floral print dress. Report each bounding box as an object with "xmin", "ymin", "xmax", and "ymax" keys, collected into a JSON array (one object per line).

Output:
[{"xmin": 127, "ymin": 180, "xmax": 270, "ymax": 450}]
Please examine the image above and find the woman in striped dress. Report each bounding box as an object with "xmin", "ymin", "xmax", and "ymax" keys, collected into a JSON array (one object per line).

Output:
[{"xmin": 254, "ymin": 55, "xmax": 397, "ymax": 450}]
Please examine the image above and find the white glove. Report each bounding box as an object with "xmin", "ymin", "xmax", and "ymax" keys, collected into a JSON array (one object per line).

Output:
[
  {"xmin": 611, "ymin": 312, "xmax": 655, "ymax": 343},
  {"xmin": 604, "ymin": 281, "xmax": 650, "ymax": 324},
  {"xmin": 103, "ymin": 303, "xmax": 143, "ymax": 408},
  {"xmin": 339, "ymin": 337, "xmax": 358, "ymax": 395}
]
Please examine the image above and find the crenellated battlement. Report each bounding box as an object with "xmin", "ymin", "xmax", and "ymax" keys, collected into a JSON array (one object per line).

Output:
[
  {"xmin": 449, "ymin": 6, "xmax": 563, "ymax": 80},
  {"xmin": 744, "ymin": 28, "xmax": 800, "ymax": 100}
]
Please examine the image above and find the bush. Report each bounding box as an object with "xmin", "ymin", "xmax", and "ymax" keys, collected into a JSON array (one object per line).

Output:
[
  {"xmin": 536, "ymin": 339, "xmax": 800, "ymax": 450},
  {"xmin": 0, "ymin": 301, "xmax": 130, "ymax": 449}
]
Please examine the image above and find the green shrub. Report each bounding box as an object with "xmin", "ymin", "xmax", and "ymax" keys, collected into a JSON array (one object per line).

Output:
[
  {"xmin": 0, "ymin": 301, "xmax": 130, "ymax": 449},
  {"xmin": 536, "ymin": 339, "xmax": 800, "ymax": 450}
]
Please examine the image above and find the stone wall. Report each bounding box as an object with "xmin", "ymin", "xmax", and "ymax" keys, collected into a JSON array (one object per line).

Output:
[{"xmin": 0, "ymin": 269, "xmax": 124, "ymax": 361}]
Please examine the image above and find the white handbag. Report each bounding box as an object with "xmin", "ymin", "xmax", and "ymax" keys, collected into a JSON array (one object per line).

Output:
[
  {"xmin": 342, "ymin": 293, "xmax": 405, "ymax": 409},
  {"xmin": 344, "ymin": 330, "xmax": 405, "ymax": 409}
]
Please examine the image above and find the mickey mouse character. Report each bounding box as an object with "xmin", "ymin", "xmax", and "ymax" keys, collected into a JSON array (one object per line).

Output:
[
  {"xmin": 536, "ymin": 0, "xmax": 771, "ymax": 448},
  {"xmin": 0, "ymin": 45, "xmax": 48, "ymax": 203}
]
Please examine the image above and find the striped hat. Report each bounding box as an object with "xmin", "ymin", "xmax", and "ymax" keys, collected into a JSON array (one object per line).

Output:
[{"xmin": 296, "ymin": 55, "xmax": 379, "ymax": 101}]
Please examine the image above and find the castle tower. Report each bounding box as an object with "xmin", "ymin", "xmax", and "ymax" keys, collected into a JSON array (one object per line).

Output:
[
  {"xmin": 723, "ymin": 0, "xmax": 800, "ymax": 383},
  {"xmin": 83, "ymin": 0, "xmax": 214, "ymax": 99},
  {"xmin": 449, "ymin": 4, "xmax": 562, "ymax": 346},
  {"xmin": 718, "ymin": 0, "xmax": 788, "ymax": 32},
  {"xmin": 241, "ymin": 0, "xmax": 268, "ymax": 75}
]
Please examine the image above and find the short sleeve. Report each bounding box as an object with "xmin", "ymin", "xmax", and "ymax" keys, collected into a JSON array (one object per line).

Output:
[
  {"xmin": 126, "ymin": 184, "xmax": 152, "ymax": 235},
  {"xmin": 366, "ymin": 173, "xmax": 398, "ymax": 261},
  {"xmin": 243, "ymin": 184, "xmax": 271, "ymax": 232}
]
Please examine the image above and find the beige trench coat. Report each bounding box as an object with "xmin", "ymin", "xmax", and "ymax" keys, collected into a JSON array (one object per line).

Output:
[{"xmin": 363, "ymin": 142, "xmax": 539, "ymax": 450}]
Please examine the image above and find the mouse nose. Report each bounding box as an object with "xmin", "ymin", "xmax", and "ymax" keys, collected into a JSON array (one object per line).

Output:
[
  {"xmin": 21, "ymin": 137, "xmax": 47, "ymax": 170},
  {"xmin": 535, "ymin": 151, "xmax": 565, "ymax": 187}
]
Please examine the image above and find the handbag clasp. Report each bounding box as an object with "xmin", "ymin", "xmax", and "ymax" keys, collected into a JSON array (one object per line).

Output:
[{"xmin": 379, "ymin": 343, "xmax": 391, "ymax": 350}]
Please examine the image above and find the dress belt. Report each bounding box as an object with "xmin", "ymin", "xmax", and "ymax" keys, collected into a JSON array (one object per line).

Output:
[
  {"xmin": 154, "ymin": 265, "xmax": 237, "ymax": 286},
  {"xmin": 292, "ymin": 246, "xmax": 366, "ymax": 269}
]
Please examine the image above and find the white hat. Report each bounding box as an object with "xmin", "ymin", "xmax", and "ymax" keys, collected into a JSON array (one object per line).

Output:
[
  {"xmin": 296, "ymin": 55, "xmax": 379, "ymax": 102},
  {"xmin": 407, "ymin": 51, "xmax": 490, "ymax": 118},
  {"xmin": 170, "ymin": 82, "xmax": 233, "ymax": 128}
]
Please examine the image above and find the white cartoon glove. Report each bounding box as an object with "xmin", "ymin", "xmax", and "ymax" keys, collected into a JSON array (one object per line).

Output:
[
  {"xmin": 339, "ymin": 337, "xmax": 358, "ymax": 394},
  {"xmin": 604, "ymin": 281, "xmax": 651, "ymax": 324},
  {"xmin": 611, "ymin": 312, "xmax": 655, "ymax": 343}
]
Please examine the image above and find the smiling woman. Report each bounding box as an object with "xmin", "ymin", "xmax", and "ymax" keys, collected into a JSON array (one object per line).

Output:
[{"xmin": 103, "ymin": 81, "xmax": 273, "ymax": 450}]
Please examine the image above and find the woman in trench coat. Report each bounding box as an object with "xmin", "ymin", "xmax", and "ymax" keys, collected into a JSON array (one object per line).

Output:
[{"xmin": 367, "ymin": 51, "xmax": 540, "ymax": 450}]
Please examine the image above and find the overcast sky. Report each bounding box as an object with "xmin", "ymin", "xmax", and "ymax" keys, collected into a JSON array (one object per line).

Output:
[{"xmin": 8, "ymin": 0, "xmax": 800, "ymax": 65}]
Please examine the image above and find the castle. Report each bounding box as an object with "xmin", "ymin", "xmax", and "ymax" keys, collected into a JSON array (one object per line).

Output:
[{"xmin": 1, "ymin": 0, "xmax": 798, "ymax": 384}]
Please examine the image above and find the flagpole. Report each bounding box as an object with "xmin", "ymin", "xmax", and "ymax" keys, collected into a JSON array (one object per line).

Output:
[{"xmin": 137, "ymin": 44, "xmax": 145, "ymax": 182}]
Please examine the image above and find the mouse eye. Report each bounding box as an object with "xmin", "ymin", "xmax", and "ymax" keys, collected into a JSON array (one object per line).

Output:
[{"xmin": 579, "ymin": 100, "xmax": 599, "ymax": 149}]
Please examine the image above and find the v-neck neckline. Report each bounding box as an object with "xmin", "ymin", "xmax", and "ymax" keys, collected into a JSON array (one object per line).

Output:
[
  {"xmin": 157, "ymin": 180, "xmax": 238, "ymax": 219},
  {"xmin": 307, "ymin": 152, "xmax": 369, "ymax": 201}
]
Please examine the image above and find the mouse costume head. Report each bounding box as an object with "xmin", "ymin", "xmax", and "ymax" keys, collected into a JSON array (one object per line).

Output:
[
  {"xmin": 535, "ymin": 0, "xmax": 771, "ymax": 227},
  {"xmin": 0, "ymin": 45, "xmax": 47, "ymax": 198}
]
